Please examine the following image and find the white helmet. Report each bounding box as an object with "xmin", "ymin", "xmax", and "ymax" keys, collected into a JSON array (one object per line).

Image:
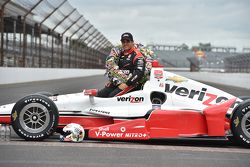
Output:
[{"xmin": 60, "ymin": 123, "xmax": 85, "ymax": 142}]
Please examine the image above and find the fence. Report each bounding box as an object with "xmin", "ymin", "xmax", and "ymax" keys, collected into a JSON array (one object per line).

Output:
[
  {"xmin": 225, "ymin": 53, "xmax": 250, "ymax": 73},
  {"xmin": 0, "ymin": 0, "xmax": 113, "ymax": 68}
]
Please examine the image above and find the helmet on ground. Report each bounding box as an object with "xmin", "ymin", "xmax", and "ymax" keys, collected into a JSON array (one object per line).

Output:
[{"xmin": 59, "ymin": 123, "xmax": 85, "ymax": 142}]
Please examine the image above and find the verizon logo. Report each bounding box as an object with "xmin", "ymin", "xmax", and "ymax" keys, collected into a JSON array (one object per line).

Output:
[
  {"xmin": 117, "ymin": 96, "xmax": 144, "ymax": 103},
  {"xmin": 165, "ymin": 83, "xmax": 229, "ymax": 106}
]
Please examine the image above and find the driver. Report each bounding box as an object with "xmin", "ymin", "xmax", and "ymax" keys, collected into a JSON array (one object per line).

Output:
[{"xmin": 97, "ymin": 32, "xmax": 146, "ymax": 97}]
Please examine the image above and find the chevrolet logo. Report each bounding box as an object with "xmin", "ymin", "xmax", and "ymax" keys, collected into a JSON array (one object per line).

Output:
[
  {"xmin": 12, "ymin": 110, "xmax": 17, "ymax": 121},
  {"xmin": 167, "ymin": 76, "xmax": 188, "ymax": 83},
  {"xmin": 234, "ymin": 117, "xmax": 240, "ymax": 127}
]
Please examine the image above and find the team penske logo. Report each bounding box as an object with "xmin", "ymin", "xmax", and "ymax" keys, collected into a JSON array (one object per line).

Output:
[
  {"xmin": 154, "ymin": 70, "xmax": 163, "ymax": 79},
  {"xmin": 117, "ymin": 96, "xmax": 144, "ymax": 103}
]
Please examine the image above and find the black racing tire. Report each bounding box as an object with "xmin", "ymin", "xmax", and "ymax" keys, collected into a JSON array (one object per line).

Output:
[
  {"xmin": 11, "ymin": 94, "xmax": 59, "ymax": 141},
  {"xmin": 230, "ymin": 100, "xmax": 250, "ymax": 148},
  {"xmin": 227, "ymin": 136, "xmax": 238, "ymax": 145}
]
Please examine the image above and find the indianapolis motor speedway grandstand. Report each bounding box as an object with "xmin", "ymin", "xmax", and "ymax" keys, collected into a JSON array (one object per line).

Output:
[
  {"xmin": 148, "ymin": 43, "xmax": 250, "ymax": 73},
  {"xmin": 0, "ymin": 0, "xmax": 113, "ymax": 68}
]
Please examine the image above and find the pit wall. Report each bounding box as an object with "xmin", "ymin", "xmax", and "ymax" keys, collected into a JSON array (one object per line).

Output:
[{"xmin": 0, "ymin": 67, "xmax": 249, "ymax": 89}]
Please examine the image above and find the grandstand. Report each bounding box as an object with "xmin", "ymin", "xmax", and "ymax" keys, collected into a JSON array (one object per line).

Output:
[
  {"xmin": 153, "ymin": 50, "xmax": 192, "ymax": 67},
  {"xmin": 148, "ymin": 43, "xmax": 246, "ymax": 72},
  {"xmin": 0, "ymin": 0, "xmax": 113, "ymax": 68}
]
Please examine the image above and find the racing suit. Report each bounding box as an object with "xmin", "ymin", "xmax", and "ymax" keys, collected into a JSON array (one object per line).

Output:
[{"xmin": 97, "ymin": 47, "xmax": 146, "ymax": 97}]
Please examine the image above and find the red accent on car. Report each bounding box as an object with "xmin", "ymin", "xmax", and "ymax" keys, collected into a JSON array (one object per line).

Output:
[
  {"xmin": 146, "ymin": 109, "xmax": 207, "ymax": 138},
  {"xmin": 89, "ymin": 118, "xmax": 149, "ymax": 140},
  {"xmin": 115, "ymin": 86, "xmax": 135, "ymax": 96},
  {"xmin": 0, "ymin": 116, "xmax": 11, "ymax": 124},
  {"xmin": 84, "ymin": 89, "xmax": 98, "ymax": 96},
  {"xmin": 58, "ymin": 116, "xmax": 113, "ymax": 130},
  {"xmin": 151, "ymin": 60, "xmax": 164, "ymax": 68},
  {"xmin": 203, "ymin": 98, "xmax": 236, "ymax": 136}
]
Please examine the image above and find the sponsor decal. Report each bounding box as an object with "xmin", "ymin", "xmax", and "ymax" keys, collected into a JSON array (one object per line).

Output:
[
  {"xmin": 167, "ymin": 76, "xmax": 188, "ymax": 83},
  {"xmin": 234, "ymin": 117, "xmax": 240, "ymax": 128},
  {"xmin": 95, "ymin": 131, "xmax": 123, "ymax": 138},
  {"xmin": 119, "ymin": 70, "xmax": 130, "ymax": 75},
  {"xmin": 89, "ymin": 108, "xmax": 110, "ymax": 115},
  {"xmin": 240, "ymin": 135, "xmax": 250, "ymax": 144},
  {"xmin": 99, "ymin": 127, "xmax": 109, "ymax": 131},
  {"xmin": 94, "ymin": 131, "xmax": 147, "ymax": 138},
  {"xmin": 125, "ymin": 133, "xmax": 147, "ymax": 138},
  {"xmin": 12, "ymin": 110, "xmax": 17, "ymax": 121},
  {"xmin": 154, "ymin": 70, "xmax": 163, "ymax": 79},
  {"xmin": 24, "ymin": 98, "xmax": 50, "ymax": 107},
  {"xmin": 165, "ymin": 83, "xmax": 229, "ymax": 106},
  {"xmin": 117, "ymin": 96, "xmax": 144, "ymax": 103},
  {"xmin": 120, "ymin": 127, "xmax": 126, "ymax": 132},
  {"xmin": 18, "ymin": 128, "xmax": 44, "ymax": 138}
]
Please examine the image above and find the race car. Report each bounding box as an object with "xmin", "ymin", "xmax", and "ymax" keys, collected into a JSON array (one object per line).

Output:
[{"xmin": 0, "ymin": 61, "xmax": 250, "ymax": 147}]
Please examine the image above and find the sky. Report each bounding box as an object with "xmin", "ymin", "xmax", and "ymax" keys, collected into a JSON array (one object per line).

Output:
[{"xmin": 68, "ymin": 0, "xmax": 250, "ymax": 50}]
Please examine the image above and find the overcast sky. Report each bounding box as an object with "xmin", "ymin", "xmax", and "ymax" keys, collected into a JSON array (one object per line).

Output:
[{"xmin": 68, "ymin": 0, "xmax": 250, "ymax": 50}]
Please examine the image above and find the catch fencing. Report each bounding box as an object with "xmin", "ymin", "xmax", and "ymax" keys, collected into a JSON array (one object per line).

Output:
[
  {"xmin": 0, "ymin": 0, "xmax": 113, "ymax": 68},
  {"xmin": 225, "ymin": 53, "xmax": 250, "ymax": 73}
]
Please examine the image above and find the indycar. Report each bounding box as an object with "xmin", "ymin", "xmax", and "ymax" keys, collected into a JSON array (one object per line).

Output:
[{"xmin": 0, "ymin": 61, "xmax": 250, "ymax": 147}]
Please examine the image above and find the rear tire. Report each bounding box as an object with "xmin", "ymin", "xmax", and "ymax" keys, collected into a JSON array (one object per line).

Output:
[
  {"xmin": 230, "ymin": 100, "xmax": 250, "ymax": 148},
  {"xmin": 11, "ymin": 94, "xmax": 59, "ymax": 141}
]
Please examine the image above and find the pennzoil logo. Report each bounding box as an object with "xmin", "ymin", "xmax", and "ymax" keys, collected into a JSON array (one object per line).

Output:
[
  {"xmin": 234, "ymin": 117, "xmax": 240, "ymax": 127},
  {"xmin": 12, "ymin": 111, "xmax": 17, "ymax": 121},
  {"xmin": 167, "ymin": 76, "xmax": 188, "ymax": 83}
]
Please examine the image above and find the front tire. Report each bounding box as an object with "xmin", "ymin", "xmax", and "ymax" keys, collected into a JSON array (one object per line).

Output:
[
  {"xmin": 11, "ymin": 94, "xmax": 59, "ymax": 141},
  {"xmin": 230, "ymin": 100, "xmax": 250, "ymax": 147},
  {"xmin": 227, "ymin": 136, "xmax": 238, "ymax": 145}
]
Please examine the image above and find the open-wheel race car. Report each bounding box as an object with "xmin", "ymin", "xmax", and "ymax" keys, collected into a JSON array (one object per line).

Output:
[{"xmin": 0, "ymin": 62, "xmax": 250, "ymax": 147}]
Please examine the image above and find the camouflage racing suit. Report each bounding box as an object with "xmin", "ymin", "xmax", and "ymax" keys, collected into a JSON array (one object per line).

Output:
[{"xmin": 97, "ymin": 47, "xmax": 146, "ymax": 97}]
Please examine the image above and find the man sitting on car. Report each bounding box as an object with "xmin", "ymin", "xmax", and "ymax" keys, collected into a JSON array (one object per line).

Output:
[{"xmin": 97, "ymin": 32, "xmax": 146, "ymax": 97}]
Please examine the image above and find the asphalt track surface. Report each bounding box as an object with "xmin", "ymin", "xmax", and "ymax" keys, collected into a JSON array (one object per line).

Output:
[{"xmin": 0, "ymin": 74, "xmax": 250, "ymax": 167}]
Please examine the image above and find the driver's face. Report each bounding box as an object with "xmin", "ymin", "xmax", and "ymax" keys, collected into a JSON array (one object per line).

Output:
[{"xmin": 121, "ymin": 40, "xmax": 134, "ymax": 51}]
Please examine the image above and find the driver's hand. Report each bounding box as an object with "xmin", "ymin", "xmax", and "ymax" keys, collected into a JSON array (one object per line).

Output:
[{"xmin": 118, "ymin": 83, "xmax": 128, "ymax": 90}]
